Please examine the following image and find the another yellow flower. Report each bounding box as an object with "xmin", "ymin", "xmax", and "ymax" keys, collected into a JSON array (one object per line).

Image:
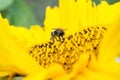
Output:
[{"xmin": 0, "ymin": 0, "xmax": 120, "ymax": 80}]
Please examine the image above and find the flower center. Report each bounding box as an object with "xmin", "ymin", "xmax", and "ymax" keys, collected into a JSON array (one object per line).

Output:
[{"xmin": 28, "ymin": 26, "xmax": 106, "ymax": 73}]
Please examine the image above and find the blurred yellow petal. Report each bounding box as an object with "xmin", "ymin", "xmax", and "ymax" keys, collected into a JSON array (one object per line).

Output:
[
  {"xmin": 10, "ymin": 26, "xmax": 34, "ymax": 48},
  {"xmin": 96, "ymin": 61, "xmax": 120, "ymax": 78},
  {"xmin": 29, "ymin": 25, "xmax": 50, "ymax": 44},
  {"xmin": 59, "ymin": 0, "xmax": 79, "ymax": 27},
  {"xmin": 24, "ymin": 64, "xmax": 67, "ymax": 80},
  {"xmin": 97, "ymin": 1, "xmax": 120, "ymax": 24},
  {"xmin": 0, "ymin": 14, "xmax": 43, "ymax": 75},
  {"xmin": 84, "ymin": 69, "xmax": 119, "ymax": 80},
  {"xmin": 0, "ymin": 72, "xmax": 10, "ymax": 77},
  {"xmin": 99, "ymin": 17, "xmax": 120, "ymax": 62},
  {"xmin": 44, "ymin": 6, "xmax": 61, "ymax": 29}
]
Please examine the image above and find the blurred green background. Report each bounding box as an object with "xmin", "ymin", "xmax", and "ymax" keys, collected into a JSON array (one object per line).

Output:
[{"xmin": 0, "ymin": 0, "xmax": 119, "ymax": 28}]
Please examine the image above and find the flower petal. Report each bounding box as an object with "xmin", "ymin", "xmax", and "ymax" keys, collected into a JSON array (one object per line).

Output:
[{"xmin": 0, "ymin": 14, "xmax": 43, "ymax": 75}]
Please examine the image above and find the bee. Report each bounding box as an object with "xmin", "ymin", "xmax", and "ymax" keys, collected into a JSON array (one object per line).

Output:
[{"xmin": 51, "ymin": 28, "xmax": 66, "ymax": 43}]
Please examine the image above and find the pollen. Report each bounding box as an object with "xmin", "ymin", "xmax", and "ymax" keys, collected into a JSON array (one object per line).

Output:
[{"xmin": 28, "ymin": 26, "xmax": 107, "ymax": 73}]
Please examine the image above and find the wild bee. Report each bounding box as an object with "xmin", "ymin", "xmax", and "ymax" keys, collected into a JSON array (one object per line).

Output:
[{"xmin": 51, "ymin": 28, "xmax": 66, "ymax": 43}]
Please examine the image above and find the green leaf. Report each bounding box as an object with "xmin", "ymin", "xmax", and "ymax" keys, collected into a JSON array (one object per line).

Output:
[
  {"xmin": 107, "ymin": 0, "xmax": 120, "ymax": 4},
  {"xmin": 0, "ymin": 0, "xmax": 13, "ymax": 10},
  {"xmin": 92, "ymin": 0, "xmax": 101, "ymax": 5},
  {"xmin": 27, "ymin": 0, "xmax": 58, "ymax": 26},
  {"xmin": 6, "ymin": 0, "xmax": 37, "ymax": 28}
]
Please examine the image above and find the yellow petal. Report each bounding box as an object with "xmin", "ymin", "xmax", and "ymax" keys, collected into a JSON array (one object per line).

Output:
[
  {"xmin": 95, "ymin": 61, "xmax": 120, "ymax": 78},
  {"xmin": 99, "ymin": 17, "xmax": 120, "ymax": 62},
  {"xmin": 24, "ymin": 64, "xmax": 68, "ymax": 80},
  {"xmin": 97, "ymin": 1, "xmax": 120, "ymax": 24},
  {"xmin": 0, "ymin": 15, "xmax": 43, "ymax": 75},
  {"xmin": 10, "ymin": 26, "xmax": 34, "ymax": 48},
  {"xmin": 0, "ymin": 72, "xmax": 10, "ymax": 77},
  {"xmin": 29, "ymin": 25, "xmax": 50, "ymax": 44},
  {"xmin": 84, "ymin": 69, "xmax": 119, "ymax": 80}
]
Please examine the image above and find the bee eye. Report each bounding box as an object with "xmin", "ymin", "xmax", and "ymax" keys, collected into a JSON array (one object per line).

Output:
[{"xmin": 54, "ymin": 30, "xmax": 58, "ymax": 34}]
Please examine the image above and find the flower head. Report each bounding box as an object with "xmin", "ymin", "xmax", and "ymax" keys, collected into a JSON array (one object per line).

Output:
[{"xmin": 0, "ymin": 0, "xmax": 120, "ymax": 80}]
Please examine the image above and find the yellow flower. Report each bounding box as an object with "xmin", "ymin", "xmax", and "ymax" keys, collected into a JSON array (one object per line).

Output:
[{"xmin": 0, "ymin": 0, "xmax": 120, "ymax": 80}]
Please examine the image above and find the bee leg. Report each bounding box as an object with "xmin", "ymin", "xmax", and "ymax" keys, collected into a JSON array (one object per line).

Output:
[
  {"xmin": 50, "ymin": 37, "xmax": 55, "ymax": 44},
  {"xmin": 59, "ymin": 36, "xmax": 64, "ymax": 43},
  {"xmin": 86, "ymin": 54, "xmax": 91, "ymax": 67},
  {"xmin": 58, "ymin": 36, "xmax": 61, "ymax": 42},
  {"xmin": 55, "ymin": 36, "xmax": 60, "ymax": 41}
]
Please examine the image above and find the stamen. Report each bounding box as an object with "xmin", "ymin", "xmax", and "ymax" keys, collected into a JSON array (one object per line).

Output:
[{"xmin": 28, "ymin": 26, "xmax": 106, "ymax": 73}]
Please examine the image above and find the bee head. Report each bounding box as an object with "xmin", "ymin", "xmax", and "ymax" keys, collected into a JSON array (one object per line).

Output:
[{"xmin": 59, "ymin": 30, "xmax": 64, "ymax": 37}]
